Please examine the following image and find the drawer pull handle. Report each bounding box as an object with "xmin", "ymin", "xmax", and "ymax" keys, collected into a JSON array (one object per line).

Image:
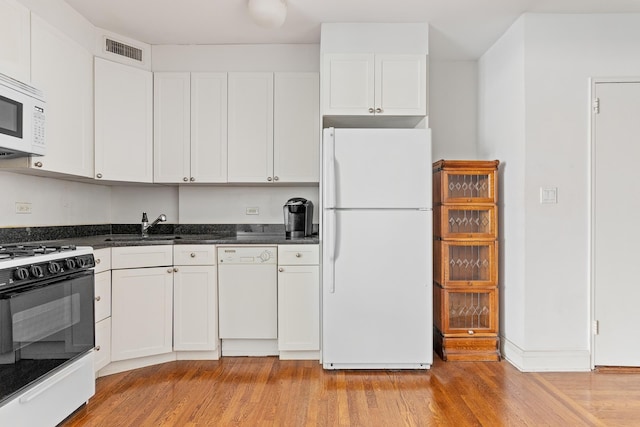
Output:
[
  {"xmin": 95, "ymin": 296, "xmax": 101, "ymax": 302},
  {"xmin": 190, "ymin": 253, "xmax": 196, "ymax": 258},
  {"xmin": 278, "ymin": 267, "xmax": 284, "ymax": 272},
  {"xmin": 468, "ymin": 330, "xmax": 475, "ymax": 335},
  {"xmin": 167, "ymin": 268, "xmax": 173, "ymax": 273},
  {"xmin": 295, "ymin": 253, "xmax": 301, "ymax": 257}
]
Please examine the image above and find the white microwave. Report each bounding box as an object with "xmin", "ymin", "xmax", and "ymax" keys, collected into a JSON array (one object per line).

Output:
[{"xmin": 0, "ymin": 73, "xmax": 46, "ymax": 159}]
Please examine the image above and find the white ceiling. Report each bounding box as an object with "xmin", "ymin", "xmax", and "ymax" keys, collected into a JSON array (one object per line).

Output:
[{"xmin": 63, "ymin": 0, "xmax": 640, "ymax": 60}]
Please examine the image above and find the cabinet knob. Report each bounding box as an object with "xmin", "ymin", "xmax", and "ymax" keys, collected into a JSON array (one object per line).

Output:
[
  {"xmin": 190, "ymin": 177, "xmax": 195, "ymax": 182},
  {"xmin": 278, "ymin": 267, "xmax": 284, "ymax": 272},
  {"xmin": 34, "ymin": 161, "xmax": 43, "ymax": 168},
  {"xmin": 167, "ymin": 268, "xmax": 173, "ymax": 273},
  {"xmin": 274, "ymin": 176, "xmax": 279, "ymax": 181},
  {"xmin": 190, "ymin": 253, "xmax": 196, "ymax": 258},
  {"xmin": 96, "ymin": 173, "xmax": 103, "ymax": 179},
  {"xmin": 375, "ymin": 108, "xmax": 383, "ymax": 113},
  {"xmin": 368, "ymin": 108, "xmax": 374, "ymax": 113},
  {"xmin": 468, "ymin": 330, "xmax": 475, "ymax": 335},
  {"xmin": 96, "ymin": 258, "xmax": 101, "ymax": 264},
  {"xmin": 183, "ymin": 177, "xmax": 189, "ymax": 182},
  {"xmin": 295, "ymin": 253, "xmax": 301, "ymax": 257},
  {"xmin": 267, "ymin": 176, "xmax": 273, "ymax": 182},
  {"xmin": 174, "ymin": 267, "xmax": 179, "ymax": 272},
  {"xmin": 95, "ymin": 345, "xmax": 101, "ymax": 351},
  {"xmin": 95, "ymin": 296, "xmax": 101, "ymax": 302}
]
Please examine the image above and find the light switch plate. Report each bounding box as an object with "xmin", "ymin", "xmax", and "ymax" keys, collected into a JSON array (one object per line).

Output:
[{"xmin": 540, "ymin": 187, "xmax": 558, "ymax": 204}]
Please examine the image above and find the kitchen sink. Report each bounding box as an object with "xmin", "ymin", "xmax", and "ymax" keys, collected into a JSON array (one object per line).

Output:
[{"xmin": 103, "ymin": 235, "xmax": 182, "ymax": 242}]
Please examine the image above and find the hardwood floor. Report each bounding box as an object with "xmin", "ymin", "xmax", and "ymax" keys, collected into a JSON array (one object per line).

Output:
[{"xmin": 62, "ymin": 356, "xmax": 640, "ymax": 426}]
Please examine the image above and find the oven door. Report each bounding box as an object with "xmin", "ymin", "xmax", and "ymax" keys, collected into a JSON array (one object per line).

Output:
[{"xmin": 0, "ymin": 270, "xmax": 94, "ymax": 403}]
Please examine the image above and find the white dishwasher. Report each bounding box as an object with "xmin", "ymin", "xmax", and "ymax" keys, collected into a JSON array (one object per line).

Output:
[{"xmin": 217, "ymin": 246, "xmax": 278, "ymax": 356}]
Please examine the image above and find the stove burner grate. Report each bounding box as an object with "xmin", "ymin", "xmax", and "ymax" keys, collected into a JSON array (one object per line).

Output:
[{"xmin": 0, "ymin": 244, "xmax": 77, "ymax": 260}]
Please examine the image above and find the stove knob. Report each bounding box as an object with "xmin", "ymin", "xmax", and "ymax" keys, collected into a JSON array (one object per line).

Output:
[
  {"xmin": 14, "ymin": 267, "xmax": 29, "ymax": 281},
  {"xmin": 30, "ymin": 265, "xmax": 44, "ymax": 278},
  {"xmin": 76, "ymin": 256, "xmax": 90, "ymax": 268},
  {"xmin": 48, "ymin": 261, "xmax": 62, "ymax": 274},
  {"xmin": 65, "ymin": 258, "xmax": 77, "ymax": 270}
]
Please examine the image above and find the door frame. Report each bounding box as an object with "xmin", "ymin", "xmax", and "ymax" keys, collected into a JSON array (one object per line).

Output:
[{"xmin": 589, "ymin": 77, "xmax": 640, "ymax": 368}]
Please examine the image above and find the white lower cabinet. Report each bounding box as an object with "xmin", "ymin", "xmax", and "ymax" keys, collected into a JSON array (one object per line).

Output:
[
  {"xmin": 277, "ymin": 245, "xmax": 320, "ymax": 359},
  {"xmin": 105, "ymin": 245, "xmax": 219, "ymax": 373},
  {"xmin": 173, "ymin": 245, "xmax": 218, "ymax": 352},
  {"xmin": 94, "ymin": 318, "xmax": 111, "ymax": 372},
  {"xmin": 93, "ymin": 248, "xmax": 111, "ymax": 374},
  {"xmin": 111, "ymin": 266, "xmax": 174, "ymax": 361}
]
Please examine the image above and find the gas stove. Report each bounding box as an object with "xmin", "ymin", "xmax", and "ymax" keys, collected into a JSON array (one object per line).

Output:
[{"xmin": 0, "ymin": 244, "xmax": 94, "ymax": 290}]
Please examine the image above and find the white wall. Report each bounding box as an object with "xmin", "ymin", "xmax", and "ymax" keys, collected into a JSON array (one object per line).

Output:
[
  {"xmin": 478, "ymin": 13, "xmax": 640, "ymax": 371},
  {"xmin": 152, "ymin": 44, "xmax": 320, "ymax": 72},
  {"xmin": 429, "ymin": 60, "xmax": 478, "ymax": 160},
  {"xmin": 179, "ymin": 186, "xmax": 319, "ymax": 224},
  {"xmin": 0, "ymin": 171, "xmax": 110, "ymax": 226},
  {"xmin": 110, "ymin": 185, "xmax": 179, "ymax": 224}
]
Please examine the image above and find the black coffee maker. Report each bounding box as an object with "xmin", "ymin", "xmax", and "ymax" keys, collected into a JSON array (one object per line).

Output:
[{"xmin": 283, "ymin": 198, "xmax": 314, "ymax": 239}]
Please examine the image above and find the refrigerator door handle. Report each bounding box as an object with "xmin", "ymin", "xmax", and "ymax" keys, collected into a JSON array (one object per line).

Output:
[
  {"xmin": 327, "ymin": 209, "xmax": 337, "ymax": 293},
  {"xmin": 323, "ymin": 128, "xmax": 337, "ymax": 209}
]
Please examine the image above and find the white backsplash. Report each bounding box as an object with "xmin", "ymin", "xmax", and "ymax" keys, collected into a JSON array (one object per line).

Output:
[
  {"xmin": 178, "ymin": 185, "xmax": 319, "ymax": 224},
  {"xmin": 0, "ymin": 171, "xmax": 110, "ymax": 227}
]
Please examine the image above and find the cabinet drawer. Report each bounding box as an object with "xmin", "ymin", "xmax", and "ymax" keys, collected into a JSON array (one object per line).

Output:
[
  {"xmin": 111, "ymin": 245, "xmax": 173, "ymax": 269},
  {"xmin": 434, "ymin": 205, "xmax": 497, "ymax": 240},
  {"xmin": 173, "ymin": 245, "xmax": 216, "ymax": 266},
  {"xmin": 434, "ymin": 333, "xmax": 500, "ymax": 362},
  {"xmin": 434, "ymin": 240, "xmax": 498, "ymax": 286},
  {"xmin": 94, "ymin": 317, "xmax": 111, "ymax": 372},
  {"xmin": 278, "ymin": 245, "xmax": 319, "ymax": 265},
  {"xmin": 94, "ymin": 270, "xmax": 111, "ymax": 322},
  {"xmin": 433, "ymin": 160, "xmax": 499, "ymax": 204},
  {"xmin": 93, "ymin": 248, "xmax": 111, "ymax": 273},
  {"xmin": 433, "ymin": 285, "xmax": 498, "ymax": 336}
]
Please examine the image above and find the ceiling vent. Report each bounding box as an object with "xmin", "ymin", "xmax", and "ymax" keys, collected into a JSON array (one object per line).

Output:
[{"xmin": 105, "ymin": 38, "xmax": 143, "ymax": 62}]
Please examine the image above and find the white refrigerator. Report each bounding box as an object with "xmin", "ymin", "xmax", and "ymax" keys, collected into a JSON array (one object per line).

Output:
[{"xmin": 322, "ymin": 127, "xmax": 433, "ymax": 370}]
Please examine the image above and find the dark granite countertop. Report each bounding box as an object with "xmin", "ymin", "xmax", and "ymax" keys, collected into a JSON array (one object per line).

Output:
[
  {"xmin": 0, "ymin": 224, "xmax": 319, "ymax": 248},
  {"xmin": 56, "ymin": 233, "xmax": 319, "ymax": 249}
]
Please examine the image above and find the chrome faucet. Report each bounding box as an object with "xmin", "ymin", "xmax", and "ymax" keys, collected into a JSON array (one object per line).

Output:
[{"xmin": 141, "ymin": 212, "xmax": 167, "ymax": 237}]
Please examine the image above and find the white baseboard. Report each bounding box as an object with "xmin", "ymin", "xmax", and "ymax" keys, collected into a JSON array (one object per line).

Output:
[{"xmin": 502, "ymin": 338, "xmax": 591, "ymax": 372}]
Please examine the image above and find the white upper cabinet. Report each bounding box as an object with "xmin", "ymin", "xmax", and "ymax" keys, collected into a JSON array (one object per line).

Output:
[
  {"xmin": 95, "ymin": 57, "xmax": 153, "ymax": 182},
  {"xmin": 153, "ymin": 72, "xmax": 191, "ymax": 183},
  {"xmin": 323, "ymin": 53, "xmax": 426, "ymax": 116},
  {"xmin": 191, "ymin": 73, "xmax": 228, "ymax": 183},
  {"xmin": 154, "ymin": 72, "xmax": 227, "ymax": 184},
  {"xmin": 28, "ymin": 15, "xmax": 94, "ymax": 178},
  {"xmin": 0, "ymin": 0, "xmax": 30, "ymax": 82},
  {"xmin": 227, "ymin": 72, "xmax": 274, "ymax": 183},
  {"xmin": 228, "ymin": 72, "xmax": 320, "ymax": 184},
  {"xmin": 274, "ymin": 72, "xmax": 320, "ymax": 183},
  {"xmin": 322, "ymin": 54, "xmax": 374, "ymax": 116}
]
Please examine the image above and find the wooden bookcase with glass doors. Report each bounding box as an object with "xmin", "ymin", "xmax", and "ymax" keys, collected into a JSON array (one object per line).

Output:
[{"xmin": 432, "ymin": 159, "xmax": 501, "ymax": 361}]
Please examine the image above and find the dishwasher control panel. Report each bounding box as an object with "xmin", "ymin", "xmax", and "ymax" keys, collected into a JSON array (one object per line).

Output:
[{"xmin": 217, "ymin": 246, "xmax": 277, "ymax": 264}]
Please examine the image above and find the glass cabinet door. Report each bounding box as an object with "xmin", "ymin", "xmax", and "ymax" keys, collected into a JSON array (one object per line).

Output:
[
  {"xmin": 434, "ymin": 240, "xmax": 498, "ymax": 287},
  {"xmin": 434, "ymin": 204, "xmax": 497, "ymax": 240},
  {"xmin": 434, "ymin": 286, "xmax": 498, "ymax": 335}
]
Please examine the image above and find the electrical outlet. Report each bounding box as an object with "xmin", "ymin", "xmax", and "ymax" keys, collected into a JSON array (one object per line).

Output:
[
  {"xmin": 246, "ymin": 207, "xmax": 259, "ymax": 215},
  {"xmin": 15, "ymin": 202, "xmax": 32, "ymax": 214}
]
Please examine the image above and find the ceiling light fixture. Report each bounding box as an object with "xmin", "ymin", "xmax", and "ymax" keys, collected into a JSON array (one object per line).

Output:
[{"xmin": 247, "ymin": 0, "xmax": 287, "ymax": 28}]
